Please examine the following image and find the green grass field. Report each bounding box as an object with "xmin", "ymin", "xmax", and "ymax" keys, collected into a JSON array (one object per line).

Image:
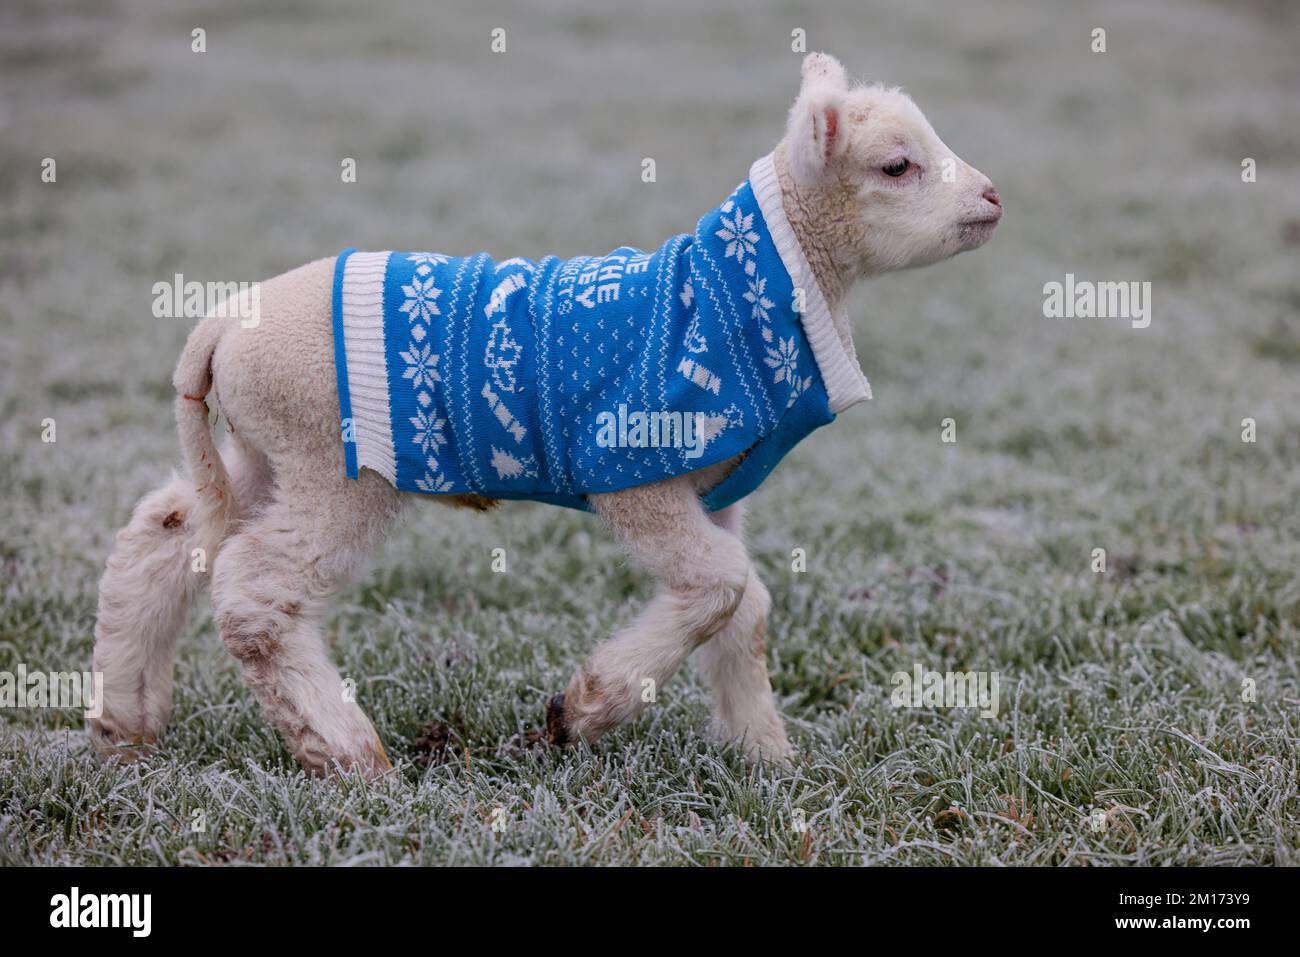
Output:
[{"xmin": 1, "ymin": 0, "xmax": 1298, "ymax": 865}]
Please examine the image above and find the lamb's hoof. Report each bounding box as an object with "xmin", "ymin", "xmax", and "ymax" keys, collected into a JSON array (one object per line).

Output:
[
  {"xmin": 741, "ymin": 732, "xmax": 796, "ymax": 767},
  {"xmin": 294, "ymin": 731, "xmax": 393, "ymax": 779},
  {"xmin": 369, "ymin": 737, "xmax": 395, "ymax": 773},
  {"xmin": 89, "ymin": 718, "xmax": 159, "ymax": 763},
  {"xmin": 544, "ymin": 693, "xmax": 570, "ymax": 747}
]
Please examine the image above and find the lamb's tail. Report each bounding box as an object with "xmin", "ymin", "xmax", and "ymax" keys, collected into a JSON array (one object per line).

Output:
[{"xmin": 172, "ymin": 313, "xmax": 236, "ymax": 559}]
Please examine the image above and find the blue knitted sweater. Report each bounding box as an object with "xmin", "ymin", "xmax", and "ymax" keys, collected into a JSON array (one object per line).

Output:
[{"xmin": 331, "ymin": 154, "xmax": 872, "ymax": 511}]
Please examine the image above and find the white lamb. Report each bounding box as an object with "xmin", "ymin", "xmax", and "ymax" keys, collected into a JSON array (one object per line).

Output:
[{"xmin": 91, "ymin": 53, "xmax": 1001, "ymax": 774}]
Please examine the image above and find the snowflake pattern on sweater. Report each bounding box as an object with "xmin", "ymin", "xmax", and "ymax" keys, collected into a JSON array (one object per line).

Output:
[{"xmin": 331, "ymin": 161, "xmax": 863, "ymax": 512}]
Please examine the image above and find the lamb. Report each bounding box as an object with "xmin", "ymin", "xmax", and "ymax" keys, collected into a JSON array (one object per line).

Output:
[{"xmin": 90, "ymin": 52, "xmax": 1001, "ymax": 775}]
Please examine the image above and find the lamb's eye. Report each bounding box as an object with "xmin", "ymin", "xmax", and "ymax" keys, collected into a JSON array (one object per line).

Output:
[{"xmin": 883, "ymin": 159, "xmax": 909, "ymax": 177}]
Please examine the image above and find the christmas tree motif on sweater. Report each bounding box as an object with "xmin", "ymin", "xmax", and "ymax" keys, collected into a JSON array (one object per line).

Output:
[{"xmin": 695, "ymin": 403, "xmax": 745, "ymax": 455}]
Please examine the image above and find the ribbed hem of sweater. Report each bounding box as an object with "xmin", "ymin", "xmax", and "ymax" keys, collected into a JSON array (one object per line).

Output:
[
  {"xmin": 337, "ymin": 249, "xmax": 398, "ymax": 481},
  {"xmin": 748, "ymin": 152, "xmax": 872, "ymax": 413}
]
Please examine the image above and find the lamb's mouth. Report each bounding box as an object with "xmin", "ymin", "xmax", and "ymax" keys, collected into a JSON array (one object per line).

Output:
[{"xmin": 958, "ymin": 216, "xmax": 1000, "ymax": 245}]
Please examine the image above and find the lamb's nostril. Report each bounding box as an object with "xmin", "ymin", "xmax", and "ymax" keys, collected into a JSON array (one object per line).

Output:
[{"xmin": 983, "ymin": 187, "xmax": 1001, "ymax": 207}]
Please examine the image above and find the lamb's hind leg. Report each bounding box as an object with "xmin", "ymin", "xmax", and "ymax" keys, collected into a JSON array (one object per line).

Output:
[
  {"xmin": 692, "ymin": 501, "xmax": 793, "ymax": 762},
  {"xmin": 547, "ymin": 477, "xmax": 749, "ymax": 747},
  {"xmin": 210, "ymin": 467, "xmax": 401, "ymax": 776},
  {"xmin": 91, "ymin": 436, "xmax": 272, "ymax": 758}
]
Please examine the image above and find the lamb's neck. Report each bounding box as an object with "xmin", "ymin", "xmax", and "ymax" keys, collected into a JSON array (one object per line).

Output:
[{"xmin": 772, "ymin": 145, "xmax": 857, "ymax": 346}]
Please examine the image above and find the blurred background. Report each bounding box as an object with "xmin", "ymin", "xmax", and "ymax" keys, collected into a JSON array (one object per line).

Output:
[{"xmin": 0, "ymin": 0, "xmax": 1297, "ymax": 865}]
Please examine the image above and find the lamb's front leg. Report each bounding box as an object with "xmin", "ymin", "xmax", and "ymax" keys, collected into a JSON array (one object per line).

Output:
[{"xmin": 547, "ymin": 478, "xmax": 749, "ymax": 746}]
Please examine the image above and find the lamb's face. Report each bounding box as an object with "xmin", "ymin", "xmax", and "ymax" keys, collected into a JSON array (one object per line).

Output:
[{"xmin": 783, "ymin": 53, "xmax": 1001, "ymax": 277}]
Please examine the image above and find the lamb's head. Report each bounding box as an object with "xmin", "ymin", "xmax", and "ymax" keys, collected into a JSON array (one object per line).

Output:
[{"xmin": 779, "ymin": 52, "xmax": 1001, "ymax": 281}]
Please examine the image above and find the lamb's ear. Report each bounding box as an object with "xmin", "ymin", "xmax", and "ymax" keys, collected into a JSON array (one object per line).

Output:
[
  {"xmin": 786, "ymin": 53, "xmax": 849, "ymax": 185},
  {"xmin": 801, "ymin": 51, "xmax": 848, "ymax": 90}
]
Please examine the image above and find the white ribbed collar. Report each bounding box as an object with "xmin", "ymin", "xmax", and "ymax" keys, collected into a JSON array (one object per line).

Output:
[{"xmin": 748, "ymin": 152, "xmax": 872, "ymax": 413}]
